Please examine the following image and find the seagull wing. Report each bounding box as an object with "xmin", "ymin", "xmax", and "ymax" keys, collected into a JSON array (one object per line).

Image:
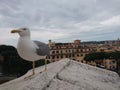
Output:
[{"xmin": 33, "ymin": 41, "xmax": 50, "ymax": 56}]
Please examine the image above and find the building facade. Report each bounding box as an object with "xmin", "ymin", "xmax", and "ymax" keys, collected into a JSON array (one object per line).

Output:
[
  {"xmin": 103, "ymin": 59, "xmax": 117, "ymax": 70},
  {"xmin": 47, "ymin": 39, "xmax": 119, "ymax": 72},
  {"xmin": 48, "ymin": 40, "xmax": 93, "ymax": 63}
]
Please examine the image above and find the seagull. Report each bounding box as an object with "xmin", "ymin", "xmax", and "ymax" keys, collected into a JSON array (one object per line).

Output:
[{"xmin": 11, "ymin": 27, "xmax": 50, "ymax": 78}]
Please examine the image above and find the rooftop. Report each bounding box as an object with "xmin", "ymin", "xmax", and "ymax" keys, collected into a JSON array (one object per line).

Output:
[{"xmin": 0, "ymin": 59, "xmax": 120, "ymax": 90}]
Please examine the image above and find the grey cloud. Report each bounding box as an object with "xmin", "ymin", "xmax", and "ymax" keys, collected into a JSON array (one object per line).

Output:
[{"xmin": 0, "ymin": 0, "xmax": 120, "ymax": 43}]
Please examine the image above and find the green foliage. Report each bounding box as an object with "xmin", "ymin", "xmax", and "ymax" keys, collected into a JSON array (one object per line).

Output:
[
  {"xmin": 84, "ymin": 51, "xmax": 120, "ymax": 62},
  {"xmin": 84, "ymin": 52, "xmax": 109, "ymax": 62},
  {"xmin": 109, "ymin": 52, "xmax": 120, "ymax": 60},
  {"xmin": 84, "ymin": 51, "xmax": 120, "ymax": 73}
]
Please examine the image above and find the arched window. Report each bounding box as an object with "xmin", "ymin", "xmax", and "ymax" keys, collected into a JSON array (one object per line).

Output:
[
  {"xmin": 81, "ymin": 54, "xmax": 83, "ymax": 56},
  {"xmin": 56, "ymin": 50, "xmax": 59, "ymax": 53},
  {"xmin": 61, "ymin": 55, "xmax": 63, "ymax": 58}
]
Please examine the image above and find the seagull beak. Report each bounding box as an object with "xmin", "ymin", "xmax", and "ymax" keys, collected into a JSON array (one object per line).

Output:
[{"xmin": 11, "ymin": 30, "xmax": 21, "ymax": 33}]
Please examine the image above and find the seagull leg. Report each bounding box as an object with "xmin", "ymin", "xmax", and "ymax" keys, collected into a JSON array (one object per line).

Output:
[
  {"xmin": 24, "ymin": 61, "xmax": 35, "ymax": 79},
  {"xmin": 32, "ymin": 61, "xmax": 35, "ymax": 75},
  {"xmin": 45, "ymin": 59, "xmax": 47, "ymax": 71},
  {"xmin": 40, "ymin": 59, "xmax": 47, "ymax": 73}
]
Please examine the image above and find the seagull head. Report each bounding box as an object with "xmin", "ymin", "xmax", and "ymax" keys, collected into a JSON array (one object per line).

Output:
[{"xmin": 11, "ymin": 27, "xmax": 30, "ymax": 37}]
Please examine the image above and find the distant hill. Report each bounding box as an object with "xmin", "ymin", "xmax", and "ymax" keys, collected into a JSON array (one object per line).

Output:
[{"xmin": 82, "ymin": 40, "xmax": 116, "ymax": 45}]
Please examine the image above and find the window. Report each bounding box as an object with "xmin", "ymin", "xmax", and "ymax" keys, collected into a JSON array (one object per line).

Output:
[
  {"xmin": 81, "ymin": 49, "xmax": 83, "ymax": 52},
  {"xmin": 57, "ymin": 56, "xmax": 59, "ymax": 59},
  {"xmin": 52, "ymin": 51, "xmax": 55, "ymax": 54},
  {"xmin": 81, "ymin": 54, "xmax": 83, "ymax": 56},
  {"xmin": 77, "ymin": 49, "xmax": 79, "ymax": 52},
  {"xmin": 72, "ymin": 50, "xmax": 74, "ymax": 53},
  {"xmin": 46, "ymin": 56, "xmax": 50, "ymax": 59},
  {"xmin": 112, "ymin": 66, "xmax": 116, "ymax": 69},
  {"xmin": 61, "ymin": 55, "xmax": 63, "ymax": 58},
  {"xmin": 61, "ymin": 50, "xmax": 63, "ymax": 54},
  {"xmin": 77, "ymin": 54, "xmax": 79, "ymax": 57},
  {"xmin": 56, "ymin": 50, "xmax": 59, "ymax": 53},
  {"xmin": 66, "ymin": 55, "xmax": 68, "ymax": 58},
  {"xmin": 52, "ymin": 56, "xmax": 55, "ymax": 59},
  {"xmin": 112, "ymin": 60, "xmax": 115, "ymax": 63},
  {"xmin": 69, "ymin": 50, "xmax": 71, "ymax": 52},
  {"xmin": 69, "ymin": 55, "xmax": 71, "ymax": 57},
  {"xmin": 72, "ymin": 54, "xmax": 75, "ymax": 57},
  {"xmin": 110, "ymin": 66, "xmax": 111, "ymax": 69},
  {"xmin": 66, "ymin": 50, "xmax": 67, "ymax": 53}
]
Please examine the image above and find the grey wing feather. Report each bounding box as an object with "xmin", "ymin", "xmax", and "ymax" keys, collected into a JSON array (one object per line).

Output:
[{"xmin": 33, "ymin": 41, "xmax": 50, "ymax": 56}]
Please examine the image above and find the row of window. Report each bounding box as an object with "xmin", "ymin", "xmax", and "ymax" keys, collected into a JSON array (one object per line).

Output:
[
  {"xmin": 51, "ymin": 48, "xmax": 91, "ymax": 54},
  {"xmin": 48, "ymin": 53, "xmax": 84, "ymax": 60},
  {"xmin": 104, "ymin": 60, "xmax": 116, "ymax": 65}
]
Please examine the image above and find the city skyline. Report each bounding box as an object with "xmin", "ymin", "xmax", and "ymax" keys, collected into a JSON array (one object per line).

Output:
[{"xmin": 0, "ymin": 0, "xmax": 120, "ymax": 46}]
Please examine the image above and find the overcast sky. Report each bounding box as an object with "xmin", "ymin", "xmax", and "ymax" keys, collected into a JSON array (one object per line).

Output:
[{"xmin": 0, "ymin": 0, "xmax": 120, "ymax": 46}]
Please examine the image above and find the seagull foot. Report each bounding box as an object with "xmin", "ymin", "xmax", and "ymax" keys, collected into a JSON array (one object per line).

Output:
[
  {"xmin": 24, "ymin": 74, "xmax": 35, "ymax": 79},
  {"xmin": 40, "ymin": 68, "xmax": 47, "ymax": 73}
]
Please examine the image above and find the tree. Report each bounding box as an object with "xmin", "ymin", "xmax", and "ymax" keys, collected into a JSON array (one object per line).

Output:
[
  {"xmin": 84, "ymin": 51, "xmax": 120, "ymax": 74},
  {"xmin": 110, "ymin": 52, "xmax": 120, "ymax": 73},
  {"xmin": 84, "ymin": 52, "xmax": 108, "ymax": 62}
]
